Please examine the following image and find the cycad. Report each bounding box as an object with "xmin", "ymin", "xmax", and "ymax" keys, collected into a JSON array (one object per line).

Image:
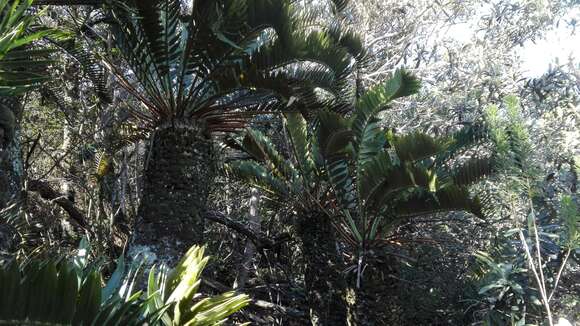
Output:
[
  {"xmin": 319, "ymin": 81, "xmax": 491, "ymax": 256},
  {"xmin": 229, "ymin": 70, "xmax": 500, "ymax": 324},
  {"xmin": 228, "ymin": 114, "xmax": 350, "ymax": 324},
  {"xmin": 103, "ymin": 0, "xmax": 365, "ymax": 264}
]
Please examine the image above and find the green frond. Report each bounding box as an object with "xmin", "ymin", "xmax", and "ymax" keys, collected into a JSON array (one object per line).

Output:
[
  {"xmin": 393, "ymin": 132, "xmax": 445, "ymax": 162},
  {"xmin": 326, "ymin": 156, "xmax": 357, "ymax": 211},
  {"xmin": 351, "ymin": 69, "xmax": 420, "ymax": 154},
  {"xmin": 0, "ymin": 0, "xmax": 58, "ymax": 89},
  {"xmin": 451, "ymin": 157, "xmax": 495, "ymax": 187},
  {"xmin": 317, "ymin": 110, "xmax": 352, "ymax": 157},
  {"xmin": 247, "ymin": 29, "xmax": 355, "ymax": 103},
  {"xmin": 241, "ymin": 128, "xmax": 294, "ymax": 180},
  {"xmin": 0, "ymin": 259, "xmax": 148, "ymax": 325},
  {"xmin": 354, "ymin": 115, "xmax": 385, "ymax": 169},
  {"xmin": 227, "ymin": 160, "xmax": 290, "ymax": 198},
  {"xmin": 393, "ymin": 185, "xmax": 483, "ymax": 219},
  {"xmin": 365, "ymin": 164, "xmax": 434, "ymax": 213},
  {"xmin": 317, "ymin": 111, "xmax": 357, "ymax": 211},
  {"xmin": 285, "ymin": 112, "xmax": 316, "ymax": 182},
  {"xmin": 355, "ymin": 69, "xmax": 420, "ymax": 113},
  {"xmin": 53, "ymin": 37, "xmax": 111, "ymax": 103},
  {"xmin": 434, "ymin": 122, "xmax": 489, "ymax": 165},
  {"xmin": 358, "ymin": 151, "xmax": 393, "ymax": 202},
  {"xmin": 148, "ymin": 245, "xmax": 250, "ymax": 325}
]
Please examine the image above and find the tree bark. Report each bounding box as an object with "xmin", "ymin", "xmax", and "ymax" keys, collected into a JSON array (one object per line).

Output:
[
  {"xmin": 347, "ymin": 252, "xmax": 401, "ymax": 325},
  {"xmin": 0, "ymin": 97, "xmax": 23, "ymax": 210},
  {"xmin": 130, "ymin": 124, "xmax": 214, "ymax": 266},
  {"xmin": 297, "ymin": 210, "xmax": 348, "ymax": 325}
]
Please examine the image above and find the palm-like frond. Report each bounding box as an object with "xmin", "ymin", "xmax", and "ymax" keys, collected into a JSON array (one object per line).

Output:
[
  {"xmin": 0, "ymin": 259, "xmax": 149, "ymax": 325},
  {"xmin": 350, "ymin": 69, "xmax": 420, "ymax": 169},
  {"xmin": 50, "ymin": 36, "xmax": 111, "ymax": 103},
  {"xmin": 0, "ymin": 0, "xmax": 57, "ymax": 96},
  {"xmin": 106, "ymin": 0, "xmax": 361, "ymax": 131},
  {"xmin": 450, "ymin": 157, "xmax": 495, "ymax": 187},
  {"xmin": 285, "ymin": 112, "xmax": 318, "ymax": 184},
  {"xmin": 313, "ymin": 70, "xmax": 504, "ymax": 250},
  {"xmin": 240, "ymin": 128, "xmax": 294, "ymax": 180},
  {"xmin": 392, "ymin": 132, "xmax": 445, "ymax": 162},
  {"xmin": 392, "ymin": 185, "xmax": 483, "ymax": 219},
  {"xmin": 147, "ymin": 246, "xmax": 250, "ymax": 326},
  {"xmin": 227, "ymin": 160, "xmax": 290, "ymax": 199},
  {"xmin": 0, "ymin": 243, "xmax": 248, "ymax": 325}
]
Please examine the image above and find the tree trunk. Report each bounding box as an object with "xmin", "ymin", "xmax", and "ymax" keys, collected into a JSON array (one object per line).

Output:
[
  {"xmin": 347, "ymin": 253, "xmax": 401, "ymax": 325},
  {"xmin": 297, "ymin": 210, "xmax": 348, "ymax": 325},
  {"xmin": 130, "ymin": 124, "xmax": 214, "ymax": 266},
  {"xmin": 0, "ymin": 97, "xmax": 23, "ymax": 210}
]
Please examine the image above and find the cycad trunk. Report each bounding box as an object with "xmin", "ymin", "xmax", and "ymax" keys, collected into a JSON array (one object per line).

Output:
[
  {"xmin": 347, "ymin": 253, "xmax": 401, "ymax": 325},
  {"xmin": 0, "ymin": 97, "xmax": 22, "ymax": 210},
  {"xmin": 297, "ymin": 211, "xmax": 348, "ymax": 325},
  {"xmin": 131, "ymin": 124, "xmax": 214, "ymax": 266}
]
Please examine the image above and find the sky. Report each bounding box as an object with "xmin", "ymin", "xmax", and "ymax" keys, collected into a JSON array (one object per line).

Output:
[
  {"xmin": 447, "ymin": 4, "xmax": 580, "ymax": 78},
  {"xmin": 519, "ymin": 7, "xmax": 580, "ymax": 77}
]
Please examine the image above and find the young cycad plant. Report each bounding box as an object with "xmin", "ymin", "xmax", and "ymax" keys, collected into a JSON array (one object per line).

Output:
[
  {"xmin": 320, "ymin": 95, "xmax": 492, "ymax": 261},
  {"xmin": 229, "ymin": 70, "xmax": 503, "ymax": 324},
  {"xmin": 228, "ymin": 70, "xmax": 428, "ymax": 324},
  {"xmin": 228, "ymin": 115, "xmax": 350, "ymax": 324},
  {"xmin": 103, "ymin": 0, "xmax": 365, "ymax": 264}
]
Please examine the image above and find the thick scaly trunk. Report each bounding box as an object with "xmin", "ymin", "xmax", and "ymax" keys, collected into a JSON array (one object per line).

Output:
[
  {"xmin": 0, "ymin": 98, "xmax": 23, "ymax": 258},
  {"xmin": 347, "ymin": 253, "xmax": 400, "ymax": 325},
  {"xmin": 0, "ymin": 97, "xmax": 22, "ymax": 210},
  {"xmin": 297, "ymin": 210, "xmax": 348, "ymax": 325},
  {"xmin": 130, "ymin": 124, "xmax": 214, "ymax": 266}
]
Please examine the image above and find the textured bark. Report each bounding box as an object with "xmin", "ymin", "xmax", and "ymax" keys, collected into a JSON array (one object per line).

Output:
[
  {"xmin": 130, "ymin": 124, "xmax": 214, "ymax": 266},
  {"xmin": 0, "ymin": 98, "xmax": 23, "ymax": 210},
  {"xmin": 347, "ymin": 253, "xmax": 400, "ymax": 325},
  {"xmin": 297, "ymin": 211, "xmax": 348, "ymax": 325}
]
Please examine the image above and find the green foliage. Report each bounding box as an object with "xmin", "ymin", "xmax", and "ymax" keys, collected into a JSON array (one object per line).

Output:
[
  {"xmin": 0, "ymin": 0, "xmax": 58, "ymax": 96},
  {"xmin": 317, "ymin": 71, "xmax": 492, "ymax": 251},
  {"xmin": 0, "ymin": 246, "xmax": 149, "ymax": 325},
  {"xmin": 0, "ymin": 241, "xmax": 249, "ymax": 325},
  {"xmin": 484, "ymin": 96, "xmax": 534, "ymax": 177},
  {"xmin": 231, "ymin": 70, "xmax": 491, "ymax": 254},
  {"xmin": 473, "ymin": 250, "xmax": 532, "ymax": 325},
  {"xmin": 472, "ymin": 194, "xmax": 580, "ymax": 325},
  {"xmin": 560, "ymin": 195, "xmax": 579, "ymax": 250},
  {"xmin": 147, "ymin": 246, "xmax": 250, "ymax": 326},
  {"xmin": 106, "ymin": 0, "xmax": 363, "ymax": 131}
]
